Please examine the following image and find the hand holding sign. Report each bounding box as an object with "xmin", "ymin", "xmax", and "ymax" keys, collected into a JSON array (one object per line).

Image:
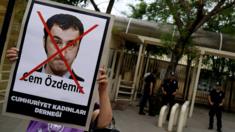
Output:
[{"xmin": 6, "ymin": 47, "xmax": 19, "ymax": 62}]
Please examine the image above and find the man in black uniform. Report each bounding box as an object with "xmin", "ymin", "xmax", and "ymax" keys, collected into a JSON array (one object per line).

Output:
[
  {"xmin": 208, "ymin": 82, "xmax": 225, "ymax": 132},
  {"xmin": 161, "ymin": 71, "xmax": 178, "ymax": 119},
  {"xmin": 139, "ymin": 71, "xmax": 156, "ymax": 116}
]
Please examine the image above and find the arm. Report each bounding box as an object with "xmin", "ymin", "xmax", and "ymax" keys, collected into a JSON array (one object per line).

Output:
[
  {"xmin": 95, "ymin": 67, "xmax": 112, "ymax": 128},
  {"xmin": 149, "ymin": 82, "xmax": 153, "ymax": 96},
  {"xmin": 172, "ymin": 80, "xmax": 178, "ymax": 96},
  {"xmin": 208, "ymin": 95, "xmax": 214, "ymax": 106},
  {"xmin": 219, "ymin": 99, "xmax": 225, "ymax": 106},
  {"xmin": 219, "ymin": 93, "xmax": 225, "ymax": 106},
  {"xmin": 161, "ymin": 81, "xmax": 167, "ymax": 95}
]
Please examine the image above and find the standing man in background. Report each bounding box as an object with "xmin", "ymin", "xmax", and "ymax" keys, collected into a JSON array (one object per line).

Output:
[
  {"xmin": 139, "ymin": 71, "xmax": 156, "ymax": 116},
  {"xmin": 208, "ymin": 82, "xmax": 225, "ymax": 132}
]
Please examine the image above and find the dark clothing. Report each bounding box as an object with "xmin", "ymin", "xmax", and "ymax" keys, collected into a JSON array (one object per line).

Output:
[
  {"xmin": 208, "ymin": 90, "xmax": 225, "ymax": 130},
  {"xmin": 27, "ymin": 103, "xmax": 100, "ymax": 132},
  {"xmin": 139, "ymin": 93, "xmax": 154, "ymax": 115},
  {"xmin": 162, "ymin": 94, "xmax": 175, "ymax": 120},
  {"xmin": 139, "ymin": 73, "xmax": 156, "ymax": 115},
  {"xmin": 210, "ymin": 90, "xmax": 225, "ymax": 106},
  {"xmin": 161, "ymin": 78, "xmax": 178, "ymax": 105},
  {"xmin": 161, "ymin": 78, "xmax": 178, "ymax": 119},
  {"xmin": 143, "ymin": 73, "xmax": 156, "ymax": 95},
  {"xmin": 162, "ymin": 95, "xmax": 175, "ymax": 108},
  {"xmin": 162, "ymin": 79, "xmax": 178, "ymax": 95},
  {"xmin": 209, "ymin": 105, "xmax": 222, "ymax": 130}
]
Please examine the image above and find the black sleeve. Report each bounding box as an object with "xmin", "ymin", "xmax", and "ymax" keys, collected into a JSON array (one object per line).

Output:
[
  {"xmin": 209, "ymin": 90, "xmax": 214, "ymax": 97},
  {"xmin": 175, "ymin": 80, "xmax": 178, "ymax": 89},
  {"xmin": 150, "ymin": 75, "xmax": 155, "ymax": 83},
  {"xmin": 222, "ymin": 92, "xmax": 225, "ymax": 99},
  {"xmin": 88, "ymin": 104, "xmax": 100, "ymax": 132},
  {"xmin": 94, "ymin": 103, "xmax": 100, "ymax": 111}
]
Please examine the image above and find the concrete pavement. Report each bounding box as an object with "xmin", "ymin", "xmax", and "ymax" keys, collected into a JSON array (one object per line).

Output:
[
  {"xmin": 184, "ymin": 106, "xmax": 235, "ymax": 132},
  {"xmin": 113, "ymin": 105, "xmax": 235, "ymax": 132}
]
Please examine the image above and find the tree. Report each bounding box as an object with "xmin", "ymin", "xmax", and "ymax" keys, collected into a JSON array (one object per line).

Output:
[
  {"xmin": 52, "ymin": 0, "xmax": 116, "ymax": 14},
  {"xmin": 52, "ymin": 0, "xmax": 87, "ymax": 6},
  {"xmin": 89, "ymin": 0, "xmax": 115, "ymax": 14},
  {"xmin": 127, "ymin": 0, "xmax": 235, "ymax": 75}
]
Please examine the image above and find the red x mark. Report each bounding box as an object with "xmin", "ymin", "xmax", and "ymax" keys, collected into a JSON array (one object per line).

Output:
[{"xmin": 19, "ymin": 11, "xmax": 98, "ymax": 94}]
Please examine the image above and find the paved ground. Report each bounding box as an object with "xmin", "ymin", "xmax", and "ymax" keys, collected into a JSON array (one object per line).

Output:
[
  {"xmin": 113, "ymin": 105, "xmax": 235, "ymax": 132},
  {"xmin": 113, "ymin": 106, "xmax": 165, "ymax": 132},
  {"xmin": 0, "ymin": 103, "xmax": 235, "ymax": 132},
  {"xmin": 0, "ymin": 103, "xmax": 29, "ymax": 132},
  {"xmin": 184, "ymin": 106, "xmax": 235, "ymax": 132}
]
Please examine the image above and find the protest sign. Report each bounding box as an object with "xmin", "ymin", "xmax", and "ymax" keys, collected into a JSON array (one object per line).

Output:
[{"xmin": 3, "ymin": 0, "xmax": 113, "ymax": 130}]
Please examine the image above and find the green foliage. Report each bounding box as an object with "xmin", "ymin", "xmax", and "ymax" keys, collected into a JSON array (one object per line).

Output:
[
  {"xmin": 160, "ymin": 32, "xmax": 175, "ymax": 51},
  {"xmin": 126, "ymin": 0, "xmax": 171, "ymax": 23},
  {"xmin": 202, "ymin": 55, "xmax": 235, "ymax": 81},
  {"xmin": 127, "ymin": 0, "xmax": 235, "ymax": 34},
  {"xmin": 184, "ymin": 39, "xmax": 198, "ymax": 60},
  {"xmin": 146, "ymin": 44, "xmax": 169, "ymax": 57},
  {"xmin": 126, "ymin": 0, "xmax": 235, "ymax": 70},
  {"xmin": 146, "ymin": 1, "xmax": 170, "ymax": 23},
  {"xmin": 227, "ymin": 59, "xmax": 235, "ymax": 76},
  {"xmin": 204, "ymin": 7, "xmax": 235, "ymax": 35},
  {"xmin": 127, "ymin": 1, "xmax": 147, "ymax": 19}
]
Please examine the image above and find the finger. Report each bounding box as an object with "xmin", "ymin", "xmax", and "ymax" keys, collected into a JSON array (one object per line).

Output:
[
  {"xmin": 6, "ymin": 56, "xmax": 17, "ymax": 60},
  {"xmin": 99, "ymin": 68, "xmax": 106, "ymax": 75},
  {"xmin": 10, "ymin": 47, "xmax": 19, "ymax": 51},
  {"xmin": 6, "ymin": 50, "xmax": 18, "ymax": 55},
  {"xmin": 9, "ymin": 47, "xmax": 19, "ymax": 51},
  {"xmin": 8, "ymin": 47, "xmax": 18, "ymax": 51},
  {"xmin": 6, "ymin": 50, "xmax": 17, "ymax": 54},
  {"xmin": 97, "ymin": 79, "xmax": 108, "ymax": 84},
  {"xmin": 9, "ymin": 57, "xmax": 18, "ymax": 62},
  {"xmin": 97, "ymin": 75, "xmax": 107, "ymax": 80},
  {"xmin": 6, "ymin": 54, "xmax": 18, "ymax": 59},
  {"xmin": 97, "ymin": 75, "xmax": 107, "ymax": 81},
  {"xmin": 6, "ymin": 53, "xmax": 18, "ymax": 57}
]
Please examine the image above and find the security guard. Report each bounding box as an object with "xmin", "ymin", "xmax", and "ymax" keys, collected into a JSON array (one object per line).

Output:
[
  {"xmin": 161, "ymin": 71, "xmax": 178, "ymax": 119},
  {"xmin": 208, "ymin": 82, "xmax": 225, "ymax": 132}
]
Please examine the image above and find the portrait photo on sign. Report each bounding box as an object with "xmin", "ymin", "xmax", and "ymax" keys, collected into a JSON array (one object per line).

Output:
[{"xmin": 11, "ymin": 1, "xmax": 109, "ymax": 106}]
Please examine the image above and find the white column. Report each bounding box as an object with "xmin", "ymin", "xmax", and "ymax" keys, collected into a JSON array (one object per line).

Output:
[
  {"xmin": 132, "ymin": 44, "xmax": 144, "ymax": 101},
  {"xmin": 113, "ymin": 51, "xmax": 124, "ymax": 101},
  {"xmin": 189, "ymin": 51, "xmax": 204, "ymax": 117},
  {"xmin": 133, "ymin": 45, "xmax": 145, "ymax": 100}
]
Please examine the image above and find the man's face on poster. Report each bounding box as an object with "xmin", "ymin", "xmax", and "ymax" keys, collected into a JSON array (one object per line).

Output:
[{"xmin": 44, "ymin": 24, "xmax": 80, "ymax": 76}]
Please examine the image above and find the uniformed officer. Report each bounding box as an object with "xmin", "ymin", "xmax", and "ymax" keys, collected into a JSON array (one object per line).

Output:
[
  {"xmin": 161, "ymin": 71, "xmax": 178, "ymax": 119},
  {"xmin": 208, "ymin": 82, "xmax": 225, "ymax": 132}
]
